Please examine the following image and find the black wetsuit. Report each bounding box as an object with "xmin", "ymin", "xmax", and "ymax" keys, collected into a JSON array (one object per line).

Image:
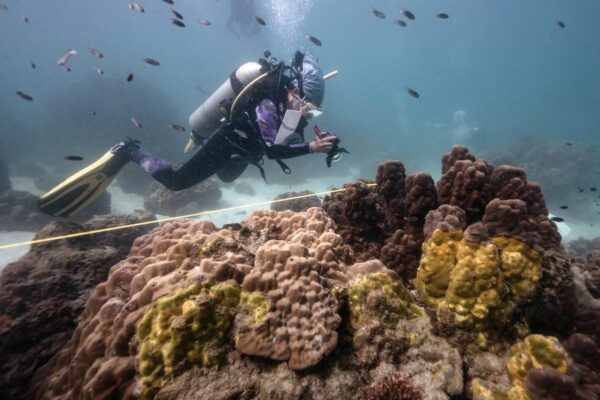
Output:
[{"xmin": 132, "ymin": 81, "xmax": 310, "ymax": 191}]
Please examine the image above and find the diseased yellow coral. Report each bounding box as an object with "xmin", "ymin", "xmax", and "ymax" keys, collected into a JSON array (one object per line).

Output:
[
  {"xmin": 238, "ymin": 291, "xmax": 270, "ymax": 328},
  {"xmin": 136, "ymin": 280, "xmax": 241, "ymax": 399},
  {"xmin": 349, "ymin": 272, "xmax": 421, "ymax": 326},
  {"xmin": 492, "ymin": 237, "xmax": 542, "ymax": 302},
  {"xmin": 444, "ymin": 240, "xmax": 505, "ymax": 331},
  {"xmin": 416, "ymin": 229, "xmax": 463, "ymax": 307},
  {"xmin": 416, "ymin": 229, "xmax": 543, "ymax": 333},
  {"xmin": 505, "ymin": 334, "xmax": 570, "ymax": 400}
]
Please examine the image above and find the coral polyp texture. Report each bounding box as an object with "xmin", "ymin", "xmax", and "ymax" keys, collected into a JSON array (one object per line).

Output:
[{"xmin": 7, "ymin": 146, "xmax": 598, "ymax": 399}]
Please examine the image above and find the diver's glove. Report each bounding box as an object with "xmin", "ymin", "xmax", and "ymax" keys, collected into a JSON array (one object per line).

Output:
[
  {"xmin": 110, "ymin": 137, "xmax": 141, "ymax": 158},
  {"xmin": 311, "ymin": 125, "xmax": 349, "ymax": 168}
]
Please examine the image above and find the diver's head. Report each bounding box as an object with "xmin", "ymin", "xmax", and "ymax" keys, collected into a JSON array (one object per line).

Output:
[{"xmin": 290, "ymin": 50, "xmax": 325, "ymax": 119}]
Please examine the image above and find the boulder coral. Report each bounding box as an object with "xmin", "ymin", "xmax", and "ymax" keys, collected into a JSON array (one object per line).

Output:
[
  {"xmin": 416, "ymin": 223, "xmax": 542, "ymax": 332},
  {"xmin": 30, "ymin": 207, "xmax": 461, "ymax": 399}
]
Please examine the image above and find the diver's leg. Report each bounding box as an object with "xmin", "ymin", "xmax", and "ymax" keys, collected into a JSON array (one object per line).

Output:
[{"xmin": 133, "ymin": 133, "xmax": 230, "ymax": 191}]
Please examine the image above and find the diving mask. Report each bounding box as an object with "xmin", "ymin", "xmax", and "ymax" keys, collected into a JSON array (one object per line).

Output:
[{"xmin": 293, "ymin": 93, "xmax": 323, "ymax": 119}]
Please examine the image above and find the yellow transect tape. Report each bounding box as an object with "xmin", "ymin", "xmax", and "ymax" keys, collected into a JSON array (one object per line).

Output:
[{"xmin": 0, "ymin": 183, "xmax": 377, "ymax": 251}]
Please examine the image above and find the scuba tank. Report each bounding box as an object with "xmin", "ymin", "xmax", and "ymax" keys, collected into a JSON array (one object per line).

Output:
[{"xmin": 186, "ymin": 62, "xmax": 267, "ymax": 152}]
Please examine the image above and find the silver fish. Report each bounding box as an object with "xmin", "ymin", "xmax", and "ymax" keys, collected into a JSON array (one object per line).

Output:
[
  {"xmin": 129, "ymin": 2, "xmax": 145, "ymax": 13},
  {"xmin": 57, "ymin": 49, "xmax": 77, "ymax": 71},
  {"xmin": 198, "ymin": 19, "xmax": 211, "ymax": 26},
  {"xmin": 168, "ymin": 123, "xmax": 186, "ymax": 132},
  {"xmin": 89, "ymin": 47, "xmax": 104, "ymax": 58},
  {"xmin": 21, "ymin": 14, "xmax": 29, "ymax": 23},
  {"xmin": 131, "ymin": 117, "xmax": 143, "ymax": 128},
  {"xmin": 94, "ymin": 66, "xmax": 104, "ymax": 75}
]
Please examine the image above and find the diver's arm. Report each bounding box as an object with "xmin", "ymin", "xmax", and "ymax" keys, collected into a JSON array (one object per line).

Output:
[{"xmin": 263, "ymin": 142, "xmax": 310, "ymax": 159}]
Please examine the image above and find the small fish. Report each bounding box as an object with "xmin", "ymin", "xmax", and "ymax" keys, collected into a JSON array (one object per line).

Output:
[
  {"xmin": 92, "ymin": 111, "xmax": 96, "ymax": 116},
  {"xmin": 550, "ymin": 217, "xmax": 564, "ymax": 222},
  {"xmin": 57, "ymin": 49, "xmax": 77, "ymax": 71},
  {"xmin": 565, "ymin": 142, "xmax": 572, "ymax": 146},
  {"xmin": 16, "ymin": 91, "xmax": 33, "ymax": 101},
  {"xmin": 171, "ymin": 18, "xmax": 185, "ymax": 27},
  {"xmin": 21, "ymin": 14, "xmax": 29, "ymax": 23},
  {"xmin": 143, "ymin": 57, "xmax": 160, "ymax": 66},
  {"xmin": 437, "ymin": 13, "xmax": 449, "ymax": 19},
  {"xmin": 404, "ymin": 216, "xmax": 418, "ymax": 222},
  {"xmin": 168, "ymin": 123, "xmax": 186, "ymax": 132},
  {"xmin": 396, "ymin": 19, "xmax": 407, "ymax": 27},
  {"xmin": 129, "ymin": 2, "xmax": 145, "ymax": 12},
  {"xmin": 127, "ymin": 72, "xmax": 134, "ymax": 82},
  {"xmin": 198, "ymin": 19, "xmax": 211, "ymax": 26},
  {"xmin": 30, "ymin": 61, "xmax": 36, "ymax": 69},
  {"xmin": 557, "ymin": 21, "xmax": 565, "ymax": 28},
  {"xmin": 406, "ymin": 88, "xmax": 420, "ymax": 99},
  {"xmin": 591, "ymin": 187, "xmax": 598, "ymax": 192},
  {"xmin": 467, "ymin": 207, "xmax": 481, "ymax": 213},
  {"xmin": 579, "ymin": 188, "xmax": 585, "ymax": 193},
  {"xmin": 559, "ymin": 205, "xmax": 568, "ymax": 209},
  {"xmin": 162, "ymin": 0, "xmax": 174, "ymax": 4},
  {"xmin": 372, "ymin": 8, "xmax": 386, "ymax": 19},
  {"xmin": 171, "ymin": 9, "xmax": 183, "ymax": 20},
  {"xmin": 401, "ymin": 8, "xmax": 415, "ymax": 20},
  {"xmin": 131, "ymin": 117, "xmax": 143, "ymax": 128},
  {"xmin": 306, "ymin": 34, "xmax": 322, "ymax": 46},
  {"xmin": 94, "ymin": 66, "xmax": 104, "ymax": 75},
  {"xmin": 65, "ymin": 155, "xmax": 84, "ymax": 161},
  {"xmin": 0, "ymin": 4, "xmax": 7, "ymax": 11},
  {"xmin": 89, "ymin": 47, "xmax": 104, "ymax": 58},
  {"xmin": 253, "ymin": 15, "xmax": 266, "ymax": 26}
]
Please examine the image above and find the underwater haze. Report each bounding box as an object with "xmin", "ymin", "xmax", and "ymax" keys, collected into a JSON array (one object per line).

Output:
[{"xmin": 1, "ymin": 0, "xmax": 600, "ymax": 260}]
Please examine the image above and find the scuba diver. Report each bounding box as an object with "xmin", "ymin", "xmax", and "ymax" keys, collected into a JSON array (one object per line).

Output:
[{"xmin": 38, "ymin": 51, "xmax": 345, "ymax": 218}]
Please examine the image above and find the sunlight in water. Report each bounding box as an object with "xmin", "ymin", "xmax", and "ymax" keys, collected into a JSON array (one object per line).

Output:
[{"xmin": 266, "ymin": 0, "xmax": 314, "ymax": 49}]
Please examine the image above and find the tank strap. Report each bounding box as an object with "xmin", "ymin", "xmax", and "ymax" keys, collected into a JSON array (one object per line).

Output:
[{"xmin": 275, "ymin": 159, "xmax": 291, "ymax": 175}]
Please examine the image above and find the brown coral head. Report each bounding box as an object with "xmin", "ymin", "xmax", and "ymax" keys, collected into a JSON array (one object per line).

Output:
[
  {"xmin": 464, "ymin": 222, "xmax": 490, "ymax": 243},
  {"xmin": 367, "ymin": 373, "xmax": 423, "ymax": 400},
  {"xmin": 423, "ymin": 205, "xmax": 467, "ymax": 239},
  {"xmin": 524, "ymin": 368, "xmax": 577, "ymax": 400},
  {"xmin": 441, "ymin": 145, "xmax": 476, "ymax": 174},
  {"xmin": 376, "ymin": 161, "xmax": 407, "ymax": 201},
  {"xmin": 490, "ymin": 165, "xmax": 528, "ymax": 199}
]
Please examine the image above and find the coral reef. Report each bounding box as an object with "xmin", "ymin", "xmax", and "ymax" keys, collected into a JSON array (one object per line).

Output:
[
  {"xmin": 143, "ymin": 180, "xmax": 222, "ymax": 216},
  {"xmin": 0, "ymin": 211, "xmax": 155, "ymax": 400},
  {"xmin": 367, "ymin": 372, "xmax": 423, "ymax": 400},
  {"xmin": 30, "ymin": 208, "xmax": 464, "ymax": 400},
  {"xmin": 570, "ymin": 250, "xmax": 600, "ymax": 315},
  {"xmin": 270, "ymin": 190, "xmax": 322, "ymax": 212},
  {"xmin": 0, "ymin": 189, "xmax": 53, "ymax": 231},
  {"xmin": 0, "ymin": 189, "xmax": 111, "ymax": 231},
  {"xmin": 234, "ymin": 181, "xmax": 255, "ymax": 196},
  {"xmin": 10, "ymin": 146, "xmax": 596, "ymax": 400},
  {"xmin": 567, "ymin": 236, "xmax": 600, "ymax": 258}
]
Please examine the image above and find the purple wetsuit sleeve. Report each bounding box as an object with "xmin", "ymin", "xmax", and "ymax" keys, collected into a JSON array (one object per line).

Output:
[
  {"xmin": 255, "ymin": 99, "xmax": 279, "ymax": 144},
  {"xmin": 132, "ymin": 150, "xmax": 172, "ymax": 174}
]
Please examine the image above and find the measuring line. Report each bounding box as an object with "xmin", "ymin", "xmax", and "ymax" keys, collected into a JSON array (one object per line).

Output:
[{"xmin": 0, "ymin": 184, "xmax": 376, "ymax": 251}]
